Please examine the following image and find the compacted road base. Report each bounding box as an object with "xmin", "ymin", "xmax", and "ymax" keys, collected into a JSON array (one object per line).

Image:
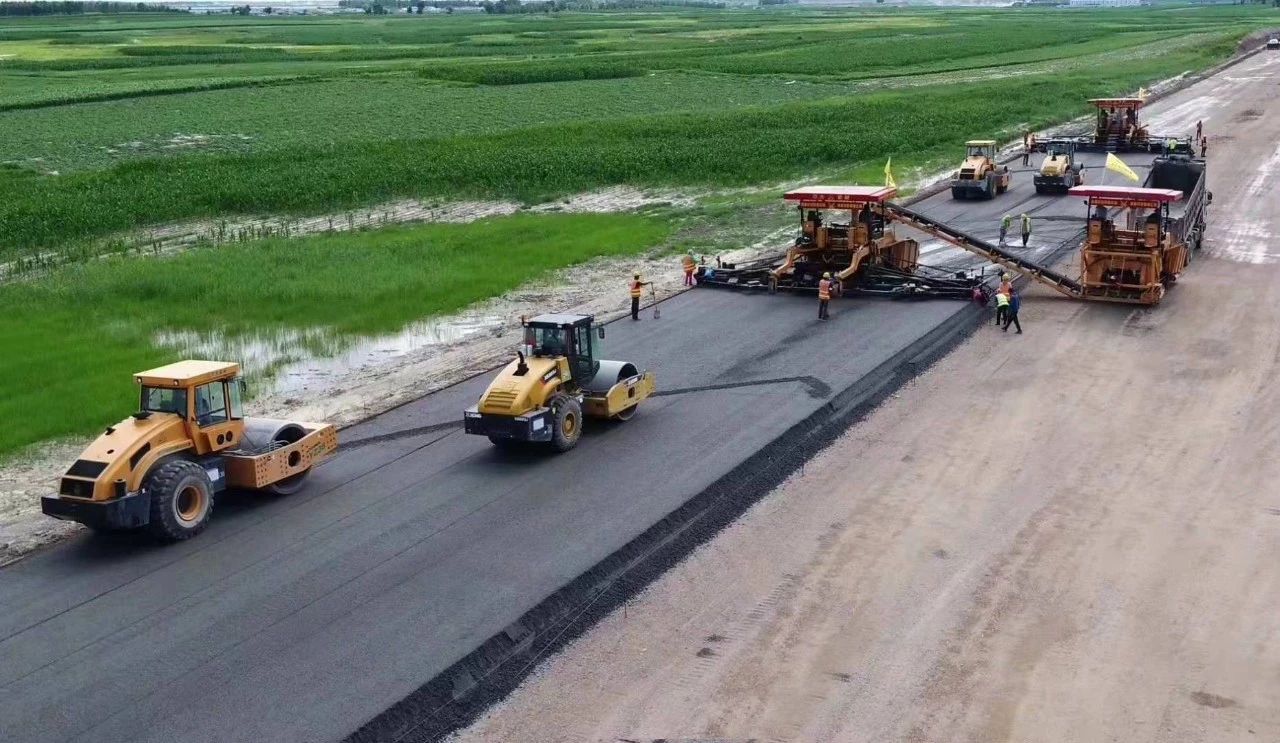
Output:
[{"xmin": 449, "ymin": 51, "xmax": 1280, "ymax": 743}]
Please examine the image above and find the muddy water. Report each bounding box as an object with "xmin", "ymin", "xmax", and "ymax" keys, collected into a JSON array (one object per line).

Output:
[{"xmin": 156, "ymin": 312, "xmax": 507, "ymax": 399}]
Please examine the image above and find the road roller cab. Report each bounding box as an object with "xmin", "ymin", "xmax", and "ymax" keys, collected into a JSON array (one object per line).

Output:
[
  {"xmin": 41, "ymin": 360, "xmax": 337, "ymax": 542},
  {"xmin": 464, "ymin": 314, "xmax": 656, "ymax": 452}
]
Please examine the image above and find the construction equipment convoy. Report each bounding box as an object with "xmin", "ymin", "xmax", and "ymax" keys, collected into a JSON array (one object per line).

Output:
[
  {"xmin": 42, "ymin": 361, "xmax": 337, "ymax": 541},
  {"xmin": 464, "ymin": 313, "xmax": 655, "ymax": 452},
  {"xmin": 951, "ymin": 140, "xmax": 1011, "ymax": 200},
  {"xmin": 700, "ymin": 154, "xmax": 1207, "ymax": 306},
  {"xmin": 1034, "ymin": 141, "xmax": 1084, "ymax": 194},
  {"xmin": 696, "ymin": 186, "xmax": 986, "ymax": 300}
]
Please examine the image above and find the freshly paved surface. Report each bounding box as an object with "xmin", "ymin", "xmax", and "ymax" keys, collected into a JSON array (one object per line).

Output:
[
  {"xmin": 447, "ymin": 51, "xmax": 1280, "ymax": 743},
  {"xmin": 0, "ymin": 54, "xmax": 1222, "ymax": 743}
]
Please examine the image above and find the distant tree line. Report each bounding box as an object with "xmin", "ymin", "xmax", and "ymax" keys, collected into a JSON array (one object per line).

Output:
[{"xmin": 0, "ymin": 2, "xmax": 185, "ymax": 15}]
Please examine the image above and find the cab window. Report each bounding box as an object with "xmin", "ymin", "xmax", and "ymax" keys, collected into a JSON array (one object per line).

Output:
[
  {"xmin": 141, "ymin": 387, "xmax": 187, "ymax": 416},
  {"xmin": 195, "ymin": 382, "xmax": 228, "ymax": 426},
  {"xmin": 526, "ymin": 326, "xmax": 568, "ymax": 357}
]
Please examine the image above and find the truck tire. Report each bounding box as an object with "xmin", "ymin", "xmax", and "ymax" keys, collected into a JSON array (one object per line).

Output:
[
  {"xmin": 548, "ymin": 393, "xmax": 583, "ymax": 453},
  {"xmin": 143, "ymin": 459, "xmax": 213, "ymax": 542}
]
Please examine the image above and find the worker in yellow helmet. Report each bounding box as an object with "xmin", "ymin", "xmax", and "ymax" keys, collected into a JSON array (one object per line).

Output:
[
  {"xmin": 630, "ymin": 273, "xmax": 650, "ymax": 321},
  {"xmin": 817, "ymin": 272, "xmax": 833, "ymax": 321}
]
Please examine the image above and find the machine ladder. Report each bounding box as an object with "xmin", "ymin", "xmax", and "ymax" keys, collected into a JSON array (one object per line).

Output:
[{"xmin": 881, "ymin": 202, "xmax": 1083, "ymax": 299}]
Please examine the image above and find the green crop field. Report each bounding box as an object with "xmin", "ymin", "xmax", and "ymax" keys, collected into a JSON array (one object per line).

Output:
[{"xmin": 0, "ymin": 4, "xmax": 1275, "ymax": 456}]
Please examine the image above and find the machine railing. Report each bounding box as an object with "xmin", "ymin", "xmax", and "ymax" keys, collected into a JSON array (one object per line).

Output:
[{"xmin": 880, "ymin": 202, "xmax": 1083, "ymax": 299}]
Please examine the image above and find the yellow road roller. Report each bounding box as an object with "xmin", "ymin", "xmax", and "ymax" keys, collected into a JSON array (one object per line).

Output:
[
  {"xmin": 464, "ymin": 313, "xmax": 655, "ymax": 452},
  {"xmin": 42, "ymin": 360, "xmax": 337, "ymax": 541}
]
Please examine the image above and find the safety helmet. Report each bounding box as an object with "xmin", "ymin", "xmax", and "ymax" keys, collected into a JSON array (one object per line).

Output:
[
  {"xmin": 633, "ymin": 273, "xmax": 640, "ymax": 279},
  {"xmin": 823, "ymin": 272, "xmax": 832, "ymax": 279}
]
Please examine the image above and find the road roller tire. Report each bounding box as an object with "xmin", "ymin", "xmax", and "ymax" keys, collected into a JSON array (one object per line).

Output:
[
  {"xmin": 613, "ymin": 404, "xmax": 638, "ymax": 422},
  {"xmin": 548, "ymin": 393, "xmax": 583, "ymax": 453},
  {"xmin": 143, "ymin": 459, "xmax": 213, "ymax": 542},
  {"xmin": 266, "ymin": 467, "xmax": 310, "ymax": 495}
]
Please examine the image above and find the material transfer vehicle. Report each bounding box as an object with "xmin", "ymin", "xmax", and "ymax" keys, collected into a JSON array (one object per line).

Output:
[
  {"xmin": 42, "ymin": 360, "xmax": 338, "ymax": 541},
  {"xmin": 464, "ymin": 314, "xmax": 655, "ymax": 452}
]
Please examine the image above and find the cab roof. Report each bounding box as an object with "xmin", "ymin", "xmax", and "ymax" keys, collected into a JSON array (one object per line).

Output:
[
  {"xmin": 1089, "ymin": 97, "xmax": 1145, "ymax": 109},
  {"xmin": 527, "ymin": 313, "xmax": 592, "ymax": 327},
  {"xmin": 1068, "ymin": 185, "xmax": 1183, "ymax": 204},
  {"xmin": 783, "ymin": 185, "xmax": 897, "ymax": 208},
  {"xmin": 965, "ymin": 140, "xmax": 997, "ymax": 146},
  {"xmin": 135, "ymin": 360, "xmax": 240, "ymax": 388}
]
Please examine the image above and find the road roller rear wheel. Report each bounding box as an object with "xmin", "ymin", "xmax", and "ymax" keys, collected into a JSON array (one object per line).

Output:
[
  {"xmin": 144, "ymin": 459, "xmax": 214, "ymax": 542},
  {"xmin": 613, "ymin": 404, "xmax": 638, "ymax": 421},
  {"xmin": 549, "ymin": 393, "xmax": 582, "ymax": 453}
]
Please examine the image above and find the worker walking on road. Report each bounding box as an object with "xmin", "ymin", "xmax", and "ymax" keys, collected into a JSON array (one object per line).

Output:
[
  {"xmin": 630, "ymin": 274, "xmax": 650, "ymax": 321},
  {"xmin": 817, "ymin": 272, "xmax": 833, "ymax": 321},
  {"xmin": 999, "ymin": 214, "xmax": 1012, "ymax": 247},
  {"xmin": 1020, "ymin": 212, "xmax": 1032, "ymax": 248},
  {"xmin": 995, "ymin": 289, "xmax": 1010, "ymax": 327},
  {"xmin": 1195, "ymin": 120, "xmax": 1203, "ymax": 140},
  {"xmin": 681, "ymin": 254, "xmax": 697, "ymax": 287},
  {"xmin": 1003, "ymin": 289, "xmax": 1023, "ymax": 334}
]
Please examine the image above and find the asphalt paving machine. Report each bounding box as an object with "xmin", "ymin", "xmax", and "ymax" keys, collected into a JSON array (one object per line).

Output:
[
  {"xmin": 1072, "ymin": 158, "xmax": 1208, "ymax": 303},
  {"xmin": 42, "ymin": 361, "xmax": 338, "ymax": 541},
  {"xmin": 696, "ymin": 186, "xmax": 985, "ymax": 300},
  {"xmin": 1034, "ymin": 141, "xmax": 1083, "ymax": 194},
  {"xmin": 464, "ymin": 313, "xmax": 655, "ymax": 452},
  {"xmin": 951, "ymin": 140, "xmax": 1010, "ymax": 200},
  {"xmin": 1037, "ymin": 98, "xmax": 1193, "ymax": 155}
]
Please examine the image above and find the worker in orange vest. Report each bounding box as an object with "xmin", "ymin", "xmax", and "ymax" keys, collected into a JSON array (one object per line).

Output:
[
  {"xmin": 681, "ymin": 254, "xmax": 697, "ymax": 287},
  {"xmin": 817, "ymin": 272, "xmax": 833, "ymax": 321},
  {"xmin": 630, "ymin": 273, "xmax": 650, "ymax": 321}
]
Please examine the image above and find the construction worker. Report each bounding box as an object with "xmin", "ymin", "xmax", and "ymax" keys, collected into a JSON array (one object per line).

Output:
[
  {"xmin": 1003, "ymin": 289, "xmax": 1023, "ymax": 334},
  {"xmin": 1201, "ymin": 136, "xmax": 1209, "ymax": 157},
  {"xmin": 994, "ymin": 273, "xmax": 1013, "ymax": 325},
  {"xmin": 1022, "ymin": 137, "xmax": 1032, "ymax": 167},
  {"xmin": 999, "ymin": 214, "xmax": 1012, "ymax": 247},
  {"xmin": 817, "ymin": 272, "xmax": 833, "ymax": 321},
  {"xmin": 1020, "ymin": 212, "xmax": 1032, "ymax": 248},
  {"xmin": 1195, "ymin": 120, "xmax": 1203, "ymax": 140},
  {"xmin": 995, "ymin": 289, "xmax": 1010, "ymax": 328},
  {"xmin": 681, "ymin": 254, "xmax": 696, "ymax": 287},
  {"xmin": 629, "ymin": 273, "xmax": 650, "ymax": 321}
]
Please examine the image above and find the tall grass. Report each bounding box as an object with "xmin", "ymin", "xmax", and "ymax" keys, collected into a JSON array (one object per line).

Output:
[
  {"xmin": 0, "ymin": 37, "xmax": 1239, "ymax": 255},
  {"xmin": 0, "ymin": 212, "xmax": 670, "ymax": 455}
]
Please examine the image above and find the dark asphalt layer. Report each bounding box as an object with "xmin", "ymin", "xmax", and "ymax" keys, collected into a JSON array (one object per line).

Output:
[{"xmin": 0, "ymin": 155, "xmax": 1158, "ymax": 743}]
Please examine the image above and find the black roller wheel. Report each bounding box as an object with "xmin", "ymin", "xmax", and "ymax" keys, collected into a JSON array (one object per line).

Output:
[
  {"xmin": 548, "ymin": 393, "xmax": 583, "ymax": 453},
  {"xmin": 614, "ymin": 404, "xmax": 638, "ymax": 422},
  {"xmin": 143, "ymin": 459, "xmax": 213, "ymax": 542}
]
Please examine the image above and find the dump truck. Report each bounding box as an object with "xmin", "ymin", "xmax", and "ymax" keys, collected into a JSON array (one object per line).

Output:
[
  {"xmin": 464, "ymin": 313, "xmax": 655, "ymax": 452},
  {"xmin": 1034, "ymin": 142, "xmax": 1083, "ymax": 194},
  {"xmin": 695, "ymin": 186, "xmax": 983, "ymax": 299},
  {"xmin": 951, "ymin": 140, "xmax": 1010, "ymax": 200},
  {"xmin": 42, "ymin": 361, "xmax": 338, "ymax": 541}
]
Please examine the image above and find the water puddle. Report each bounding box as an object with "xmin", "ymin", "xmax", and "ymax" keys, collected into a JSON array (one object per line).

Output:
[{"xmin": 156, "ymin": 312, "xmax": 507, "ymax": 398}]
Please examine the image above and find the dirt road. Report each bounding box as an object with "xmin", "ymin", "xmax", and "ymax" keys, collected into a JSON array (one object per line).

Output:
[{"xmin": 449, "ymin": 54, "xmax": 1280, "ymax": 743}]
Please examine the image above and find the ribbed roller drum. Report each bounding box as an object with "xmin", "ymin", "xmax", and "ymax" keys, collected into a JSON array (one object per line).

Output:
[{"xmin": 240, "ymin": 418, "xmax": 312, "ymax": 495}]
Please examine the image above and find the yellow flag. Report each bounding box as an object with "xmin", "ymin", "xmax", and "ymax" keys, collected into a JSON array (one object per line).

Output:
[
  {"xmin": 884, "ymin": 157, "xmax": 896, "ymax": 189},
  {"xmin": 1105, "ymin": 152, "xmax": 1140, "ymax": 183}
]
